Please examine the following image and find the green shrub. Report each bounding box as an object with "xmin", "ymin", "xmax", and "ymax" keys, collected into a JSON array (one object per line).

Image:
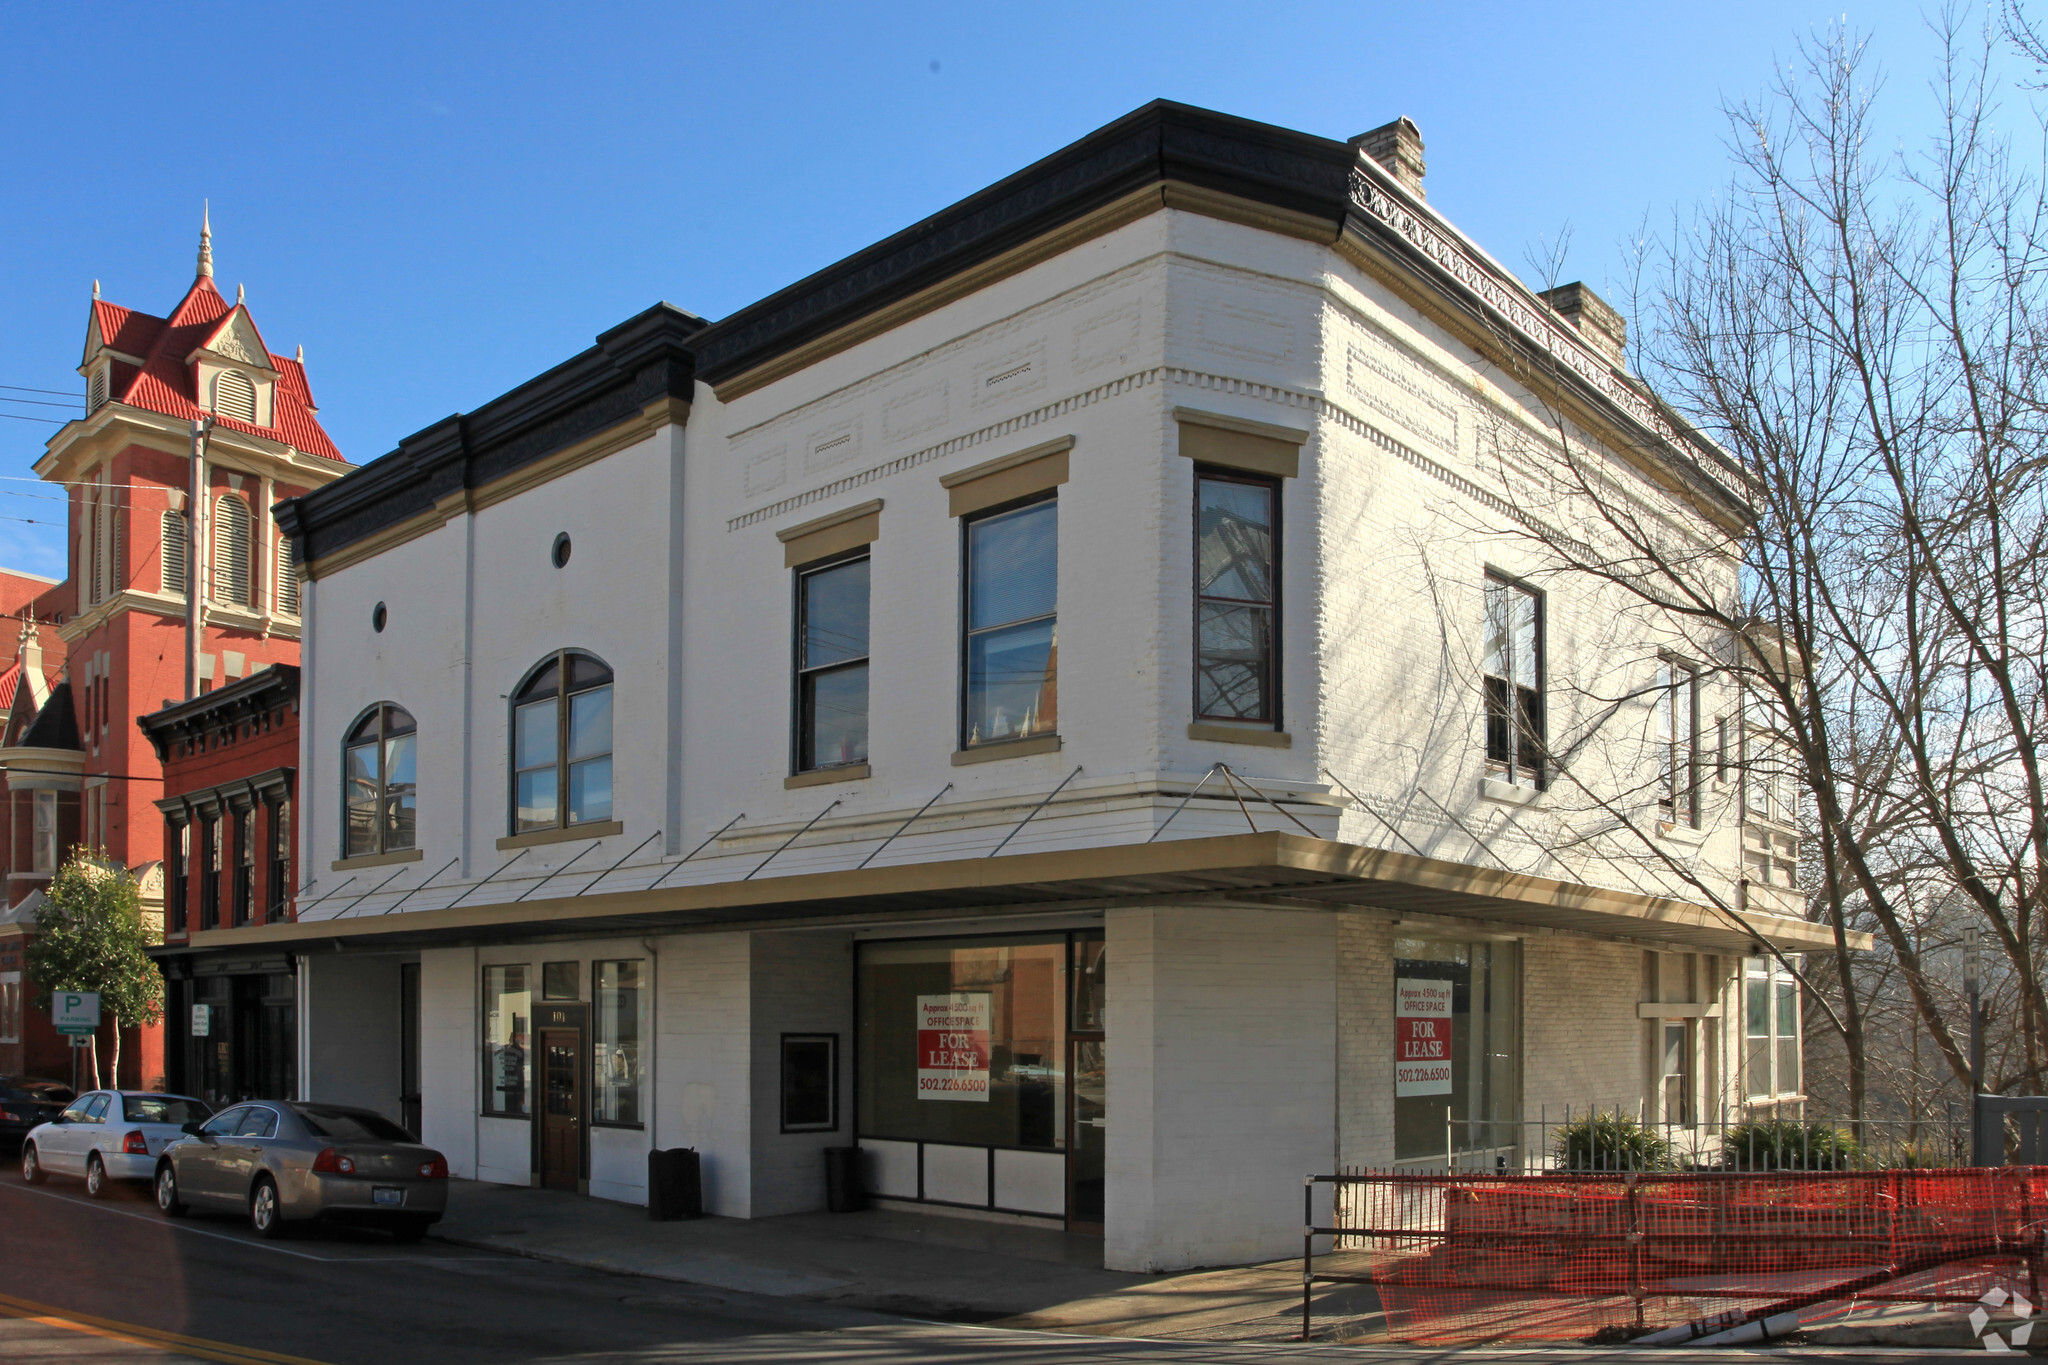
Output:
[
  {"xmin": 1722, "ymin": 1119, "xmax": 1863, "ymax": 1170},
  {"xmin": 1553, "ymin": 1112, "xmax": 1672, "ymax": 1171}
]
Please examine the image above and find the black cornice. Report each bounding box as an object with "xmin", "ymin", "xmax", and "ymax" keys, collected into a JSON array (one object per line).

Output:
[
  {"xmin": 138, "ymin": 664, "xmax": 300, "ymax": 762},
  {"xmin": 691, "ymin": 100, "xmax": 1357, "ymax": 386},
  {"xmin": 276, "ymin": 304, "xmax": 705, "ymax": 565}
]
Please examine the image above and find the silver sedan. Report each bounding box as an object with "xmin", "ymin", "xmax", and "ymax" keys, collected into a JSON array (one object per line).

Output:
[{"xmin": 154, "ymin": 1100, "xmax": 448, "ymax": 1241}]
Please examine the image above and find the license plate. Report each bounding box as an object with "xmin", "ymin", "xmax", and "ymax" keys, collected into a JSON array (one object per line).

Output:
[{"xmin": 372, "ymin": 1187, "xmax": 404, "ymax": 1207}]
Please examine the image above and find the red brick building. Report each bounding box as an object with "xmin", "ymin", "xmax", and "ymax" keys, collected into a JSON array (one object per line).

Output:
[
  {"xmin": 141, "ymin": 664, "xmax": 299, "ymax": 1103},
  {"xmin": 0, "ymin": 216, "xmax": 346, "ymax": 1088}
]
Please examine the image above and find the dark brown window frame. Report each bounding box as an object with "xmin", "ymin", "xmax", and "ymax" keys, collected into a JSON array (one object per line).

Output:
[
  {"xmin": 1483, "ymin": 571, "xmax": 1547, "ymax": 790},
  {"xmin": 958, "ymin": 492, "xmax": 1059, "ymax": 751},
  {"xmin": 1193, "ymin": 466, "xmax": 1281, "ymax": 727},
  {"xmin": 509, "ymin": 650, "xmax": 614, "ymax": 834},
  {"xmin": 1659, "ymin": 657, "xmax": 1702, "ymax": 828},
  {"xmin": 791, "ymin": 549, "xmax": 871, "ymax": 775},
  {"xmin": 167, "ymin": 818, "xmax": 188, "ymax": 934},
  {"xmin": 200, "ymin": 817, "xmax": 220, "ymax": 930},
  {"xmin": 342, "ymin": 703, "xmax": 417, "ymax": 857},
  {"xmin": 232, "ymin": 806, "xmax": 254, "ymax": 927}
]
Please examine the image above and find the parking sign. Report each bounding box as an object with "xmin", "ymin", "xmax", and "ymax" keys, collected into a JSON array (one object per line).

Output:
[{"xmin": 53, "ymin": 991, "xmax": 100, "ymax": 1035}]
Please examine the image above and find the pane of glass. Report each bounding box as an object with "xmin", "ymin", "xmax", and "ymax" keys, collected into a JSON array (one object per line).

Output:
[
  {"xmin": 1778, "ymin": 1037, "xmax": 1801, "ymax": 1095},
  {"xmin": 594, "ymin": 961, "xmax": 641, "ymax": 1125},
  {"xmin": 1483, "ymin": 581, "xmax": 1509, "ymax": 679},
  {"xmin": 802, "ymin": 664, "xmax": 869, "ymax": 768},
  {"xmin": 348, "ymin": 712, "xmax": 382, "ymax": 744},
  {"xmin": 516, "ymin": 662, "xmax": 560, "ymax": 704},
  {"xmin": 782, "ymin": 1037, "xmax": 835, "ymax": 1129},
  {"xmin": 1195, "ymin": 602, "xmax": 1270, "ymax": 719},
  {"xmin": 516, "ymin": 698, "xmax": 557, "ymax": 769},
  {"xmin": 1071, "ymin": 935, "xmax": 1107, "ymax": 1032},
  {"xmin": 385, "ymin": 733, "xmax": 416, "ymax": 790},
  {"xmin": 568, "ymin": 687, "xmax": 611, "ymax": 763},
  {"xmin": 516, "ymin": 769, "xmax": 558, "ymax": 831},
  {"xmin": 567, "ymin": 653, "xmax": 612, "ymax": 690},
  {"xmin": 345, "ymin": 741, "xmax": 379, "ymax": 794},
  {"xmin": 1196, "ymin": 478, "xmax": 1272, "ymax": 601},
  {"xmin": 803, "ymin": 559, "xmax": 870, "ymax": 668},
  {"xmin": 967, "ymin": 500, "xmax": 1056, "ymax": 630},
  {"xmin": 543, "ymin": 962, "xmax": 579, "ymax": 1000},
  {"xmin": 1776, "ymin": 978, "xmax": 1797, "ymax": 1036},
  {"xmin": 1746, "ymin": 978, "xmax": 1770, "ymax": 1036},
  {"xmin": 855, "ymin": 936, "xmax": 1067, "ymax": 1151},
  {"xmin": 385, "ymin": 793, "xmax": 416, "ymax": 851},
  {"xmin": 964, "ymin": 618, "xmax": 1055, "ymax": 745},
  {"xmin": 384, "ymin": 705, "xmax": 417, "ymax": 737},
  {"xmin": 483, "ymin": 965, "xmax": 530, "ymax": 1117},
  {"xmin": 345, "ymin": 798, "xmax": 377, "ymax": 858},
  {"xmin": 568, "ymin": 757, "xmax": 612, "ymax": 825},
  {"xmin": 1746, "ymin": 1038, "xmax": 1772, "ymax": 1097},
  {"xmin": 1392, "ymin": 938, "xmax": 1523, "ymax": 1164}
]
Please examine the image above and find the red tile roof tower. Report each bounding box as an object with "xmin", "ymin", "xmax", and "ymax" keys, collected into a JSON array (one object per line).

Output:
[{"xmin": 0, "ymin": 213, "xmax": 350, "ymax": 1087}]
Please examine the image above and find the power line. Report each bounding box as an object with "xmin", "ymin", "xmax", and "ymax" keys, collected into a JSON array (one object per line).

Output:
[
  {"xmin": 0, "ymin": 412, "xmax": 63, "ymax": 425},
  {"xmin": 0, "ymin": 395, "xmax": 81, "ymax": 411},
  {"xmin": 0, "ymin": 384, "xmax": 84, "ymax": 399}
]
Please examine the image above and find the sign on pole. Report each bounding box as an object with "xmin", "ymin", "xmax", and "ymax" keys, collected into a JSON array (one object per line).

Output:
[
  {"xmin": 192, "ymin": 1003, "xmax": 210, "ymax": 1038},
  {"xmin": 53, "ymin": 991, "xmax": 101, "ymax": 1036}
]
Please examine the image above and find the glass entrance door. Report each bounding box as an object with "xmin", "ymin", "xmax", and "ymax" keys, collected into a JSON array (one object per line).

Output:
[{"xmin": 1067, "ymin": 1037, "xmax": 1105, "ymax": 1232}]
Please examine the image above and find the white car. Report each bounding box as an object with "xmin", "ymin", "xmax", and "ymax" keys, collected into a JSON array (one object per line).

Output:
[{"xmin": 20, "ymin": 1090, "xmax": 214, "ymax": 1197}]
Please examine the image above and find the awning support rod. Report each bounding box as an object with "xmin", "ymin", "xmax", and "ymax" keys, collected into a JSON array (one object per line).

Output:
[
  {"xmin": 516, "ymin": 840, "xmax": 600, "ymax": 901},
  {"xmin": 581, "ymin": 829, "xmax": 664, "ymax": 897},
  {"xmin": 1217, "ymin": 763, "xmax": 1321, "ymax": 838},
  {"xmin": 1320, "ymin": 768, "xmax": 1431, "ymax": 859},
  {"xmin": 857, "ymin": 784, "xmax": 951, "ymax": 870},
  {"xmin": 989, "ymin": 766, "xmax": 1082, "ymax": 858},
  {"xmin": 747, "ymin": 801, "xmax": 839, "ymax": 880},
  {"xmin": 329, "ymin": 866, "xmax": 410, "ymax": 919},
  {"xmin": 1149, "ymin": 764, "xmax": 1223, "ymax": 843},
  {"xmin": 380, "ymin": 857, "xmax": 460, "ymax": 915},
  {"xmin": 647, "ymin": 813, "xmax": 746, "ymax": 890},
  {"xmin": 445, "ymin": 848, "xmax": 529, "ymax": 909},
  {"xmin": 293, "ymin": 875, "xmax": 356, "ymax": 916}
]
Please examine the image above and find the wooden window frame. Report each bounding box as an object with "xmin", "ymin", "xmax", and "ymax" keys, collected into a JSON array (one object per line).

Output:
[
  {"xmin": 509, "ymin": 651, "xmax": 614, "ymax": 835},
  {"xmin": 1659, "ymin": 659, "xmax": 1701, "ymax": 828},
  {"xmin": 266, "ymin": 798, "xmax": 289, "ymax": 923},
  {"xmin": 1193, "ymin": 467, "xmax": 1281, "ymax": 727},
  {"xmin": 958, "ymin": 493, "xmax": 1058, "ymax": 751},
  {"xmin": 200, "ymin": 817, "xmax": 220, "ymax": 930},
  {"xmin": 343, "ymin": 704, "xmax": 418, "ymax": 858},
  {"xmin": 1483, "ymin": 573, "xmax": 1547, "ymax": 790},
  {"xmin": 167, "ymin": 819, "xmax": 189, "ymax": 934},
  {"xmin": 792, "ymin": 549, "xmax": 871, "ymax": 775},
  {"xmin": 232, "ymin": 806, "xmax": 254, "ymax": 927}
]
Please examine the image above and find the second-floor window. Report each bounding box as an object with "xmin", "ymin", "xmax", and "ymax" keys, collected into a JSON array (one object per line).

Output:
[
  {"xmin": 344, "ymin": 705, "xmax": 417, "ymax": 857},
  {"xmin": 1195, "ymin": 470, "xmax": 1278, "ymax": 724},
  {"xmin": 168, "ymin": 821, "xmax": 188, "ymax": 934},
  {"xmin": 201, "ymin": 818, "xmax": 220, "ymax": 930},
  {"xmin": 1483, "ymin": 575, "xmax": 1545, "ymax": 788},
  {"xmin": 795, "ymin": 554, "xmax": 870, "ymax": 771},
  {"xmin": 31, "ymin": 791, "xmax": 56, "ymax": 874},
  {"xmin": 513, "ymin": 652, "xmax": 613, "ymax": 832},
  {"xmin": 268, "ymin": 798, "xmax": 290, "ymax": 921},
  {"xmin": 212, "ymin": 494, "xmax": 252, "ymax": 606},
  {"xmin": 962, "ymin": 497, "xmax": 1057, "ymax": 748},
  {"xmin": 1658, "ymin": 660, "xmax": 1700, "ymax": 827},
  {"xmin": 232, "ymin": 808, "xmax": 253, "ymax": 926}
]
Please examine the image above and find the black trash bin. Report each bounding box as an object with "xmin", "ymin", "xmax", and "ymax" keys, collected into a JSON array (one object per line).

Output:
[
  {"xmin": 648, "ymin": 1147, "xmax": 703, "ymax": 1221},
  {"xmin": 823, "ymin": 1146, "xmax": 864, "ymax": 1213}
]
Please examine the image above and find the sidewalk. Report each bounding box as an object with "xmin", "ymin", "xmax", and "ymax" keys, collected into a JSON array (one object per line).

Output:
[{"xmin": 429, "ymin": 1180, "xmax": 1370, "ymax": 1342}]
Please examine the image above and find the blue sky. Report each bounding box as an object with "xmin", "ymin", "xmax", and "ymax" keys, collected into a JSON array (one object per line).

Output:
[{"xmin": 0, "ymin": 1, "xmax": 1978, "ymax": 577}]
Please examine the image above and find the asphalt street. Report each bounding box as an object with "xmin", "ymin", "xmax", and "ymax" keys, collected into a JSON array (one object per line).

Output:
[{"xmin": 0, "ymin": 1174, "xmax": 1995, "ymax": 1364}]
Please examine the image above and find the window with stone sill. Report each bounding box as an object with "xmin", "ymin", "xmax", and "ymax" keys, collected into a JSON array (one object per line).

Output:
[
  {"xmin": 794, "ymin": 552, "xmax": 869, "ymax": 772},
  {"xmin": 512, "ymin": 652, "xmax": 612, "ymax": 833},
  {"xmin": 344, "ymin": 704, "xmax": 416, "ymax": 857},
  {"xmin": 1657, "ymin": 659, "xmax": 1701, "ymax": 828},
  {"xmin": 1483, "ymin": 574, "xmax": 1545, "ymax": 789},
  {"xmin": 1195, "ymin": 469, "xmax": 1279, "ymax": 726},
  {"xmin": 961, "ymin": 497, "xmax": 1056, "ymax": 748}
]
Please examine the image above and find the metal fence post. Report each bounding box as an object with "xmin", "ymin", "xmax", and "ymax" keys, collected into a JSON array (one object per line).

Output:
[{"xmin": 1302, "ymin": 1175, "xmax": 1315, "ymax": 1341}]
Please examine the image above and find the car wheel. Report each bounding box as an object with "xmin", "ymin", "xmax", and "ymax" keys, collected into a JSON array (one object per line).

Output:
[
  {"xmin": 20, "ymin": 1143, "xmax": 44, "ymax": 1185},
  {"xmin": 85, "ymin": 1154, "xmax": 107, "ymax": 1199},
  {"xmin": 249, "ymin": 1176, "xmax": 286, "ymax": 1239},
  {"xmin": 156, "ymin": 1163, "xmax": 187, "ymax": 1217}
]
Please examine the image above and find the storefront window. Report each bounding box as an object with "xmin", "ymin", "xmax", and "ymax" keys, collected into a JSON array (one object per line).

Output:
[
  {"xmin": 483, "ymin": 965, "xmax": 531, "ymax": 1117},
  {"xmin": 857, "ymin": 934, "xmax": 1074, "ymax": 1150},
  {"xmin": 593, "ymin": 960, "xmax": 642, "ymax": 1125},
  {"xmin": 1393, "ymin": 938, "xmax": 1522, "ymax": 1164}
]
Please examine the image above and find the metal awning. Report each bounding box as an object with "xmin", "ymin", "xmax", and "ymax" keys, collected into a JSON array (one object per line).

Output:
[{"xmin": 164, "ymin": 832, "xmax": 1857, "ymax": 957}]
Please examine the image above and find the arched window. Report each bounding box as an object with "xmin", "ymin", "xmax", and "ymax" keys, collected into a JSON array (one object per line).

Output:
[
  {"xmin": 275, "ymin": 535, "xmax": 300, "ymax": 615},
  {"xmin": 512, "ymin": 652, "xmax": 612, "ymax": 833},
  {"xmin": 214, "ymin": 370, "xmax": 257, "ymax": 424},
  {"xmin": 212, "ymin": 494, "xmax": 251, "ymax": 605},
  {"xmin": 343, "ymin": 704, "xmax": 417, "ymax": 857},
  {"xmin": 161, "ymin": 509, "xmax": 188, "ymax": 595}
]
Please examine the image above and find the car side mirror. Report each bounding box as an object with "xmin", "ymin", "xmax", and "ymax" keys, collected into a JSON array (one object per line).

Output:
[
  {"xmin": 49, "ymin": 1114, "xmax": 67, "ymax": 1124},
  {"xmin": 180, "ymin": 1121, "xmax": 206, "ymax": 1136}
]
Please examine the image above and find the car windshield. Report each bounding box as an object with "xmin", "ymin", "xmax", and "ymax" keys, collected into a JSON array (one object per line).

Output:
[
  {"xmin": 297, "ymin": 1107, "xmax": 415, "ymax": 1143},
  {"xmin": 2, "ymin": 1082, "xmax": 72, "ymax": 1103},
  {"xmin": 124, "ymin": 1095, "xmax": 210, "ymax": 1125}
]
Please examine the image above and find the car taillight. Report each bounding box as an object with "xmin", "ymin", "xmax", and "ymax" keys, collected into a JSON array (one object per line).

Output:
[
  {"xmin": 311, "ymin": 1148, "xmax": 356, "ymax": 1176},
  {"xmin": 122, "ymin": 1130, "xmax": 149, "ymax": 1155},
  {"xmin": 0, "ymin": 1109, "xmax": 19, "ymax": 1123},
  {"xmin": 418, "ymin": 1154, "xmax": 448, "ymax": 1179}
]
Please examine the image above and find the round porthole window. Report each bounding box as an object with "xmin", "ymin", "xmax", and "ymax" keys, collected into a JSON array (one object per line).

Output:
[
  {"xmin": 372, "ymin": 602, "xmax": 388, "ymax": 633},
  {"xmin": 551, "ymin": 532, "xmax": 572, "ymax": 568}
]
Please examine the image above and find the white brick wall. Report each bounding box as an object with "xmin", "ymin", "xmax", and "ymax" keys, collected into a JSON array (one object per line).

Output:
[
  {"xmin": 747, "ymin": 930, "xmax": 854, "ymax": 1216},
  {"xmin": 1336, "ymin": 912, "xmax": 1395, "ymax": 1167}
]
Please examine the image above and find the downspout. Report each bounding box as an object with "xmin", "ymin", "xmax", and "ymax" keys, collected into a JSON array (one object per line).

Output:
[{"xmin": 185, "ymin": 417, "xmax": 212, "ymax": 699}]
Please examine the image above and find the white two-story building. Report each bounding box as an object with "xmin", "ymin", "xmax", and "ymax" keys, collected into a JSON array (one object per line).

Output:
[{"xmin": 232, "ymin": 103, "xmax": 1847, "ymax": 1271}]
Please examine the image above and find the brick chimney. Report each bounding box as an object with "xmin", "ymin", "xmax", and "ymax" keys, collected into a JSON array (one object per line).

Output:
[
  {"xmin": 1352, "ymin": 117, "xmax": 1426, "ymax": 199},
  {"xmin": 1539, "ymin": 281, "xmax": 1627, "ymax": 367}
]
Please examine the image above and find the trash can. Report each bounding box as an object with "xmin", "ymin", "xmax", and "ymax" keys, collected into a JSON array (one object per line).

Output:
[
  {"xmin": 824, "ymin": 1146, "xmax": 864, "ymax": 1213},
  {"xmin": 647, "ymin": 1147, "xmax": 703, "ymax": 1221}
]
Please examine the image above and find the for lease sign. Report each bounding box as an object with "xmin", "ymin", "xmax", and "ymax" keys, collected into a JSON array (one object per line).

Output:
[
  {"xmin": 916, "ymin": 992, "xmax": 991, "ymax": 1102},
  {"xmin": 1395, "ymin": 977, "xmax": 1454, "ymax": 1097}
]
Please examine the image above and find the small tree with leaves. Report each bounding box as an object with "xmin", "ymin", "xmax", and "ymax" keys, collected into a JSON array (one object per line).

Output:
[{"xmin": 25, "ymin": 852, "xmax": 162, "ymax": 1086}]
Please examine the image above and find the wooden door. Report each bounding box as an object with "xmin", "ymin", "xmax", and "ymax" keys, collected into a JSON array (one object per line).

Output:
[{"xmin": 539, "ymin": 1029, "xmax": 582, "ymax": 1191}]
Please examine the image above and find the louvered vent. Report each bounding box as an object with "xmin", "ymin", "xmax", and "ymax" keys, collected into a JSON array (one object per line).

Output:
[
  {"xmin": 214, "ymin": 371, "xmax": 257, "ymax": 424},
  {"xmin": 161, "ymin": 510, "xmax": 188, "ymax": 595},
  {"xmin": 276, "ymin": 536, "xmax": 301, "ymax": 615},
  {"xmin": 212, "ymin": 495, "xmax": 252, "ymax": 605},
  {"xmin": 88, "ymin": 368, "xmax": 108, "ymax": 412}
]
